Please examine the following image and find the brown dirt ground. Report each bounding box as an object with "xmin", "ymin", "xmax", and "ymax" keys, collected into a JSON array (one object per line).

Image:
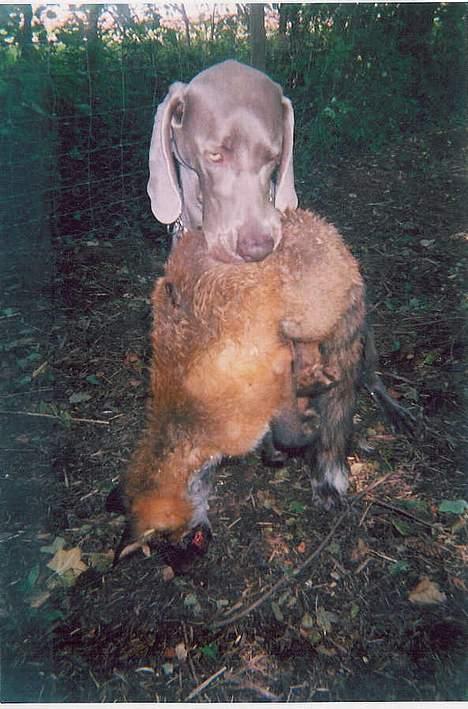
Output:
[{"xmin": 1, "ymin": 126, "xmax": 467, "ymax": 702}]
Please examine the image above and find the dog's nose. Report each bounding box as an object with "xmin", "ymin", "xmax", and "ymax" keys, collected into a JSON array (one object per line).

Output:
[{"xmin": 237, "ymin": 232, "xmax": 275, "ymax": 262}]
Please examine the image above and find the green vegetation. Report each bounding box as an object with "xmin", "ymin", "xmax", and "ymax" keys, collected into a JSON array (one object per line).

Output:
[{"xmin": 1, "ymin": 3, "xmax": 465, "ymax": 174}]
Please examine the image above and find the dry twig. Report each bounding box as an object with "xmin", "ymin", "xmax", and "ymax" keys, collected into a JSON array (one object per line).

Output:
[
  {"xmin": 225, "ymin": 674, "xmax": 280, "ymax": 701},
  {"xmin": 182, "ymin": 620, "xmax": 198, "ymax": 684},
  {"xmin": 185, "ymin": 665, "xmax": 227, "ymax": 701},
  {"xmin": 366, "ymin": 496, "xmax": 445, "ymax": 530},
  {"xmin": 0, "ymin": 409, "xmax": 110, "ymax": 425}
]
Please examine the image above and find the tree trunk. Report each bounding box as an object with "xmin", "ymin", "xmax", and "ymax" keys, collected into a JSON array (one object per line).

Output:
[
  {"xmin": 85, "ymin": 4, "xmax": 103, "ymax": 78},
  {"xmin": 396, "ymin": 4, "xmax": 435, "ymax": 101},
  {"xmin": 210, "ymin": 4, "xmax": 216, "ymax": 43},
  {"xmin": 114, "ymin": 4, "xmax": 134, "ymax": 38},
  {"xmin": 278, "ymin": 3, "xmax": 288, "ymax": 36},
  {"xmin": 180, "ymin": 4, "xmax": 191, "ymax": 47},
  {"xmin": 20, "ymin": 4, "xmax": 33, "ymax": 59},
  {"xmin": 249, "ymin": 3, "xmax": 266, "ymax": 71}
]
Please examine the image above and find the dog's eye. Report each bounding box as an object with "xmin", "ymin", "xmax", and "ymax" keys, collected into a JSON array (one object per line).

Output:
[{"xmin": 208, "ymin": 152, "xmax": 223, "ymax": 163}]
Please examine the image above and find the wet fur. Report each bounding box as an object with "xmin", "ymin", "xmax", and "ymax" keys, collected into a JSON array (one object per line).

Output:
[{"xmin": 111, "ymin": 209, "xmax": 365, "ymax": 556}]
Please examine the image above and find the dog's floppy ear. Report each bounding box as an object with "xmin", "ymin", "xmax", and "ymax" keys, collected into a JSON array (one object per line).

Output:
[
  {"xmin": 275, "ymin": 96, "xmax": 298, "ymax": 212},
  {"xmin": 147, "ymin": 82, "xmax": 187, "ymax": 224}
]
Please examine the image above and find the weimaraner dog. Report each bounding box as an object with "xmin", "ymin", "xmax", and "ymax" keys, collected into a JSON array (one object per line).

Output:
[{"xmin": 147, "ymin": 60, "xmax": 297, "ymax": 263}]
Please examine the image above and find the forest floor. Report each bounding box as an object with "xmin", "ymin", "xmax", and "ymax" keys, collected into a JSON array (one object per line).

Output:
[{"xmin": 1, "ymin": 124, "xmax": 467, "ymax": 702}]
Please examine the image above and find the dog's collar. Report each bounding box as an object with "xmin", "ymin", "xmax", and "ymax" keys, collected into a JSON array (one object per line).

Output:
[
  {"xmin": 168, "ymin": 217, "xmax": 184, "ymax": 241},
  {"xmin": 269, "ymin": 180, "xmax": 276, "ymax": 204}
]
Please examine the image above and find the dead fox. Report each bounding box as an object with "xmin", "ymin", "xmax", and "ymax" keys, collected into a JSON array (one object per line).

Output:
[
  {"xmin": 108, "ymin": 209, "xmax": 415, "ymax": 563},
  {"xmin": 107, "ymin": 209, "xmax": 366, "ymax": 561}
]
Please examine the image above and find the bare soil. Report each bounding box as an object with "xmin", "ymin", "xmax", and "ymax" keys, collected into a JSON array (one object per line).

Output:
[{"xmin": 1, "ymin": 126, "xmax": 466, "ymax": 702}]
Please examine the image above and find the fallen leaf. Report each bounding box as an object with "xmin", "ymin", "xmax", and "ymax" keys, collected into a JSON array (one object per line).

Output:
[
  {"xmin": 316, "ymin": 643, "xmax": 337, "ymax": 657},
  {"xmin": 391, "ymin": 518, "xmax": 412, "ymax": 536},
  {"xmin": 273, "ymin": 469, "xmax": 289, "ymax": 482},
  {"xmin": 278, "ymin": 590, "xmax": 292, "ymax": 607},
  {"xmin": 271, "ymin": 601, "xmax": 284, "ymax": 622},
  {"xmin": 161, "ymin": 662, "xmax": 173, "ymax": 676},
  {"xmin": 449, "ymin": 576, "xmax": 467, "ymax": 592},
  {"xmin": 162, "ymin": 565, "xmax": 175, "ymax": 582},
  {"xmin": 257, "ymin": 490, "xmax": 282, "ymax": 514},
  {"xmin": 408, "ymin": 576, "xmax": 447, "ymax": 605},
  {"xmin": 301, "ymin": 612, "xmax": 314, "ymax": 629},
  {"xmin": 289, "ymin": 500, "xmax": 306, "ymax": 514},
  {"xmin": 327, "ymin": 541, "xmax": 341, "ymax": 555},
  {"xmin": 44, "ymin": 609, "xmax": 65, "ymax": 624},
  {"xmin": 390, "ymin": 560, "xmax": 410, "ymax": 576},
  {"xmin": 46, "ymin": 569, "xmax": 80, "ymax": 589},
  {"xmin": 123, "ymin": 352, "xmax": 142, "ymax": 369},
  {"xmin": 350, "ymin": 462, "xmax": 366, "ymax": 475},
  {"xmin": 200, "ymin": 643, "xmax": 218, "ymax": 659},
  {"xmin": 351, "ymin": 460, "xmax": 378, "ymax": 475},
  {"xmin": 87, "ymin": 551, "xmax": 114, "ymax": 572},
  {"xmin": 175, "ymin": 642, "xmax": 188, "ymax": 662},
  {"xmin": 69, "ymin": 391, "xmax": 92, "ymax": 404},
  {"xmin": 316, "ymin": 606, "xmax": 338, "ymax": 634},
  {"xmin": 296, "ymin": 541, "xmax": 306, "ymax": 554},
  {"xmin": 184, "ymin": 592, "xmax": 202, "ymax": 615},
  {"xmin": 351, "ymin": 538, "xmax": 369, "ymax": 562},
  {"xmin": 184, "ymin": 592, "xmax": 198, "ymax": 607},
  {"xmin": 300, "ymin": 626, "xmax": 321, "ymax": 644},
  {"xmin": 22, "ymin": 564, "xmax": 40, "ymax": 592},
  {"xmin": 47, "ymin": 547, "xmax": 88, "ymax": 576},
  {"xmin": 439, "ymin": 499, "xmax": 467, "ymax": 515},
  {"xmin": 28, "ymin": 590, "xmax": 50, "ymax": 608},
  {"xmin": 450, "ymin": 517, "xmax": 466, "ymax": 534},
  {"xmin": 40, "ymin": 536, "xmax": 66, "ymax": 555},
  {"xmin": 399, "ymin": 499, "xmax": 428, "ymax": 512},
  {"xmin": 263, "ymin": 530, "xmax": 290, "ymax": 558},
  {"xmin": 306, "ymin": 629, "xmax": 322, "ymax": 645}
]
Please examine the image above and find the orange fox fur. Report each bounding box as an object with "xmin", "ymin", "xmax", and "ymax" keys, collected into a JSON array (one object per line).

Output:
[{"xmin": 116, "ymin": 209, "xmax": 364, "ymax": 551}]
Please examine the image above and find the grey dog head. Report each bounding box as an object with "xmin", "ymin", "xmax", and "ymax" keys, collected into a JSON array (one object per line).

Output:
[{"xmin": 147, "ymin": 60, "xmax": 297, "ymax": 263}]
